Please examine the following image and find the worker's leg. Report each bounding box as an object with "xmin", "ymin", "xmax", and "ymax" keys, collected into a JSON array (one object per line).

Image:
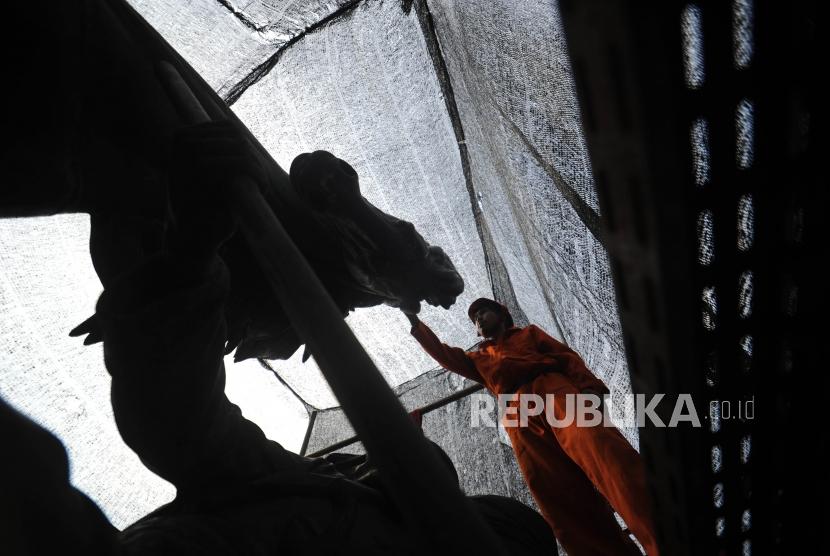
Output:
[
  {"xmin": 507, "ymin": 422, "xmax": 643, "ymax": 556},
  {"xmin": 539, "ymin": 376, "xmax": 660, "ymax": 555}
]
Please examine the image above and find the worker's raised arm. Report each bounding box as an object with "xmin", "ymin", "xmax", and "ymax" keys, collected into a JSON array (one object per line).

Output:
[
  {"xmin": 527, "ymin": 325, "xmax": 609, "ymax": 395},
  {"xmin": 406, "ymin": 313, "xmax": 484, "ymax": 384}
]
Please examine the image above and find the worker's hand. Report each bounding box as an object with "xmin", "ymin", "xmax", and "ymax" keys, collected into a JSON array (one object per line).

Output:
[
  {"xmin": 401, "ymin": 310, "xmax": 420, "ymax": 328},
  {"xmin": 168, "ymin": 120, "xmax": 267, "ymax": 257}
]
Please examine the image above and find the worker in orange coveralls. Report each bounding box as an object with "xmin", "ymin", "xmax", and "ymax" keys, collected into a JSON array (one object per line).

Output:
[{"xmin": 405, "ymin": 298, "xmax": 659, "ymax": 556}]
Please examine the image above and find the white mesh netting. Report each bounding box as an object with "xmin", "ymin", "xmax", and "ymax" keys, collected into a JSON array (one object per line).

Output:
[
  {"xmin": 1, "ymin": 0, "xmax": 635, "ymax": 530},
  {"xmin": 230, "ymin": 0, "xmax": 491, "ymax": 408},
  {"xmin": 426, "ymin": 0, "xmax": 635, "ymax": 443}
]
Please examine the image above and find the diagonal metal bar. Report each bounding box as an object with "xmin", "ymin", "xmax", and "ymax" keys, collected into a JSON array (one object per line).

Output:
[
  {"xmin": 306, "ymin": 382, "xmax": 485, "ymax": 458},
  {"xmin": 156, "ymin": 60, "xmax": 504, "ymax": 554},
  {"xmin": 490, "ymin": 102, "xmax": 606, "ymax": 248}
]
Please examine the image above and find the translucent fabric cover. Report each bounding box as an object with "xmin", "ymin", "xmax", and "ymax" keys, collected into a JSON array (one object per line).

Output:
[
  {"xmin": 0, "ymin": 0, "xmax": 636, "ymax": 530},
  {"xmin": 231, "ymin": 0, "xmax": 491, "ymax": 408},
  {"xmin": 304, "ymin": 369, "xmax": 536, "ymax": 511},
  {"xmin": 427, "ymin": 0, "xmax": 635, "ymax": 443},
  {"xmin": 0, "ymin": 215, "xmax": 308, "ymax": 528}
]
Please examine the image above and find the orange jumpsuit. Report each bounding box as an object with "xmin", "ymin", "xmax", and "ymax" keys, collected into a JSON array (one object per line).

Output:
[{"xmin": 411, "ymin": 321, "xmax": 659, "ymax": 556}]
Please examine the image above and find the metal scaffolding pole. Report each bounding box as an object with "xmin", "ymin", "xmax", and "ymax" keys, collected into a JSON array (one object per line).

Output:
[{"xmin": 156, "ymin": 61, "xmax": 504, "ymax": 554}]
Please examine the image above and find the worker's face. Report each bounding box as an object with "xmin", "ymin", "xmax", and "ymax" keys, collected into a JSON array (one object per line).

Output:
[{"xmin": 474, "ymin": 307, "xmax": 503, "ymax": 338}]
